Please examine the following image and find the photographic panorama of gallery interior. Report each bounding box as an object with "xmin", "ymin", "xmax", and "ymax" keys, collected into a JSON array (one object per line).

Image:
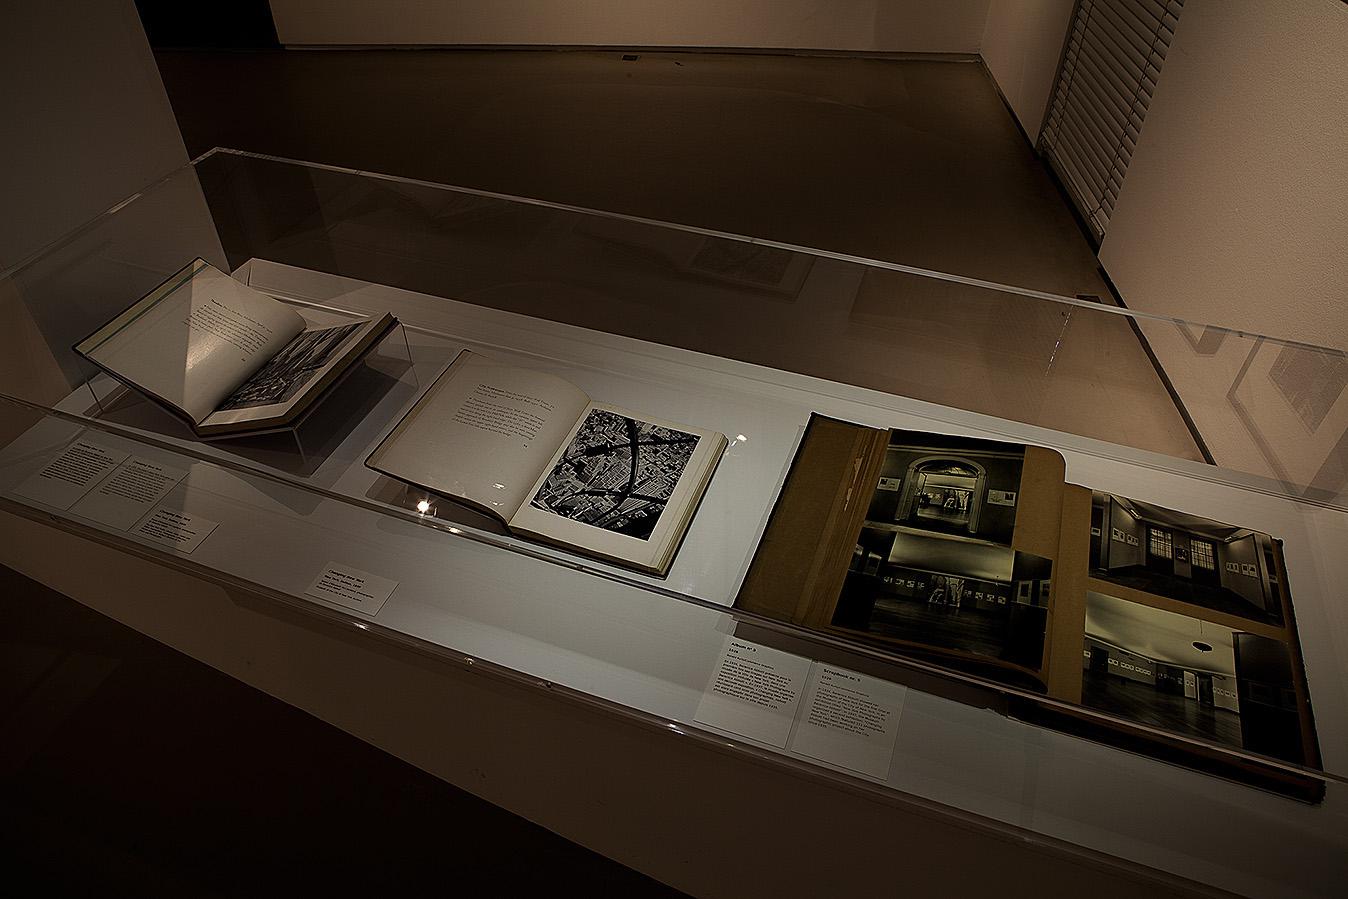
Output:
[
  {"xmin": 1082, "ymin": 592, "xmax": 1308, "ymax": 764},
  {"xmin": 830, "ymin": 432, "xmax": 1048, "ymax": 671},
  {"xmin": 1089, "ymin": 492, "xmax": 1285, "ymax": 625},
  {"xmin": 865, "ymin": 434, "xmax": 1026, "ymax": 546},
  {"xmin": 835, "ymin": 531, "xmax": 1051, "ymax": 670}
]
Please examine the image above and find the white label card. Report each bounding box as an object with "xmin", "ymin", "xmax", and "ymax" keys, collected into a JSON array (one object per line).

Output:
[
  {"xmin": 694, "ymin": 639, "xmax": 907, "ymax": 781},
  {"xmin": 133, "ymin": 507, "xmax": 219, "ymax": 554},
  {"xmin": 305, "ymin": 563, "xmax": 399, "ymax": 615},
  {"xmin": 12, "ymin": 440, "xmax": 128, "ymax": 510},
  {"xmin": 694, "ymin": 638, "xmax": 811, "ymax": 748},
  {"xmin": 71, "ymin": 456, "xmax": 189, "ymax": 530},
  {"xmin": 790, "ymin": 665, "xmax": 907, "ymax": 780}
]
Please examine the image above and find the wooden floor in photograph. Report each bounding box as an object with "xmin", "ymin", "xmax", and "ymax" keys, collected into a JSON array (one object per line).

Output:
[{"xmin": 1081, "ymin": 668, "xmax": 1244, "ymax": 750}]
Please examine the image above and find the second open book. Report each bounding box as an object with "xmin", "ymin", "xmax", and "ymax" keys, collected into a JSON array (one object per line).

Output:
[
  {"xmin": 367, "ymin": 350, "xmax": 726, "ymax": 576},
  {"xmin": 736, "ymin": 415, "xmax": 1322, "ymax": 797}
]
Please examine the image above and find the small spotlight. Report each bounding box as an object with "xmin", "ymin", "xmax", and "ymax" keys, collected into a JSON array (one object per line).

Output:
[{"xmin": 416, "ymin": 499, "xmax": 431, "ymax": 513}]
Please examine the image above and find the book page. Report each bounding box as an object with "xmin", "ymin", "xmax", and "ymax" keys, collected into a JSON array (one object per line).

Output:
[
  {"xmin": 508, "ymin": 403, "xmax": 725, "ymax": 571},
  {"xmin": 366, "ymin": 350, "xmax": 591, "ymax": 520},
  {"xmin": 77, "ymin": 260, "xmax": 305, "ymax": 423},
  {"xmin": 198, "ymin": 312, "xmax": 387, "ymax": 431}
]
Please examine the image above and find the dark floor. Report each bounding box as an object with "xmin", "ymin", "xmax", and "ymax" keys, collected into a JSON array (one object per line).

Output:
[
  {"xmin": 0, "ymin": 566, "xmax": 684, "ymax": 897},
  {"xmin": 157, "ymin": 49, "xmax": 1094, "ymax": 290},
  {"xmin": 864, "ymin": 595, "xmax": 1018, "ymax": 660},
  {"xmin": 914, "ymin": 505, "xmax": 972, "ymax": 528},
  {"xmin": 1081, "ymin": 668, "xmax": 1243, "ymax": 750},
  {"xmin": 151, "ymin": 47, "xmax": 1203, "ymax": 460}
]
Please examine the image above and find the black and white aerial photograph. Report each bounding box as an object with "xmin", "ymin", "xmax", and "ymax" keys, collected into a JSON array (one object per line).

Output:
[
  {"xmin": 529, "ymin": 409, "xmax": 699, "ymax": 540},
  {"xmin": 1089, "ymin": 492, "xmax": 1285, "ymax": 625},
  {"xmin": 218, "ymin": 322, "xmax": 363, "ymax": 410}
]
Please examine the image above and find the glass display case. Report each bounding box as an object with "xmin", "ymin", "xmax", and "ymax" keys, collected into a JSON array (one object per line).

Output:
[{"xmin": 2, "ymin": 149, "xmax": 1345, "ymax": 896}]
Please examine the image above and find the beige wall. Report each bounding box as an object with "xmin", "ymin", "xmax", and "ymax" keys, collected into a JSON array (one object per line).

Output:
[
  {"xmin": 0, "ymin": 1, "xmax": 187, "ymax": 271},
  {"xmin": 979, "ymin": 0, "xmax": 1074, "ymax": 136},
  {"xmin": 1099, "ymin": 0, "xmax": 1348, "ymax": 350},
  {"xmin": 270, "ymin": 0, "xmax": 992, "ymax": 52}
]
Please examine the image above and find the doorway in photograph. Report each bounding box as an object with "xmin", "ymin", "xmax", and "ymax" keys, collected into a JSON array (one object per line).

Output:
[
  {"xmin": 905, "ymin": 458, "xmax": 983, "ymax": 533},
  {"xmin": 1145, "ymin": 524, "xmax": 1174, "ymax": 576},
  {"xmin": 863, "ymin": 433, "xmax": 1026, "ymax": 547}
]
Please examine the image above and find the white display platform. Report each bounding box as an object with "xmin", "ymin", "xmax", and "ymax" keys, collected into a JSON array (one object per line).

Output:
[{"xmin": 3, "ymin": 261, "xmax": 1345, "ymax": 898}]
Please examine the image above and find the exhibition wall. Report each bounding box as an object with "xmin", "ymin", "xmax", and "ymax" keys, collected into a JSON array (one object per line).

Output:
[
  {"xmin": 1099, "ymin": 0, "xmax": 1348, "ymax": 351},
  {"xmin": 0, "ymin": 1, "xmax": 187, "ymax": 272},
  {"xmin": 269, "ymin": 0, "xmax": 992, "ymax": 53},
  {"xmin": 0, "ymin": 0, "xmax": 190, "ymax": 433},
  {"xmin": 979, "ymin": 0, "xmax": 1075, "ymax": 137}
]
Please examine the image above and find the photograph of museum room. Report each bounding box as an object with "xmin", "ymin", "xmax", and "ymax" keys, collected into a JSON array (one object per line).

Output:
[
  {"xmin": 864, "ymin": 433, "xmax": 1026, "ymax": 546},
  {"xmin": 832, "ymin": 527, "xmax": 1050, "ymax": 673},
  {"xmin": 1089, "ymin": 492, "xmax": 1284, "ymax": 625},
  {"xmin": 1083, "ymin": 592, "xmax": 1308, "ymax": 764}
]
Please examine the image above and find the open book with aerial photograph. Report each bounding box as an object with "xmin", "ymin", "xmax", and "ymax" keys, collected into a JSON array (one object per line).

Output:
[
  {"xmin": 75, "ymin": 258, "xmax": 397, "ymax": 437},
  {"xmin": 735, "ymin": 414, "xmax": 1323, "ymax": 798},
  {"xmin": 366, "ymin": 350, "xmax": 727, "ymax": 576}
]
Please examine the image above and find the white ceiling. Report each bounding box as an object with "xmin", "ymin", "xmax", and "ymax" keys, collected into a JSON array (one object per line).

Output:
[{"xmin": 1085, "ymin": 591, "xmax": 1237, "ymax": 676}]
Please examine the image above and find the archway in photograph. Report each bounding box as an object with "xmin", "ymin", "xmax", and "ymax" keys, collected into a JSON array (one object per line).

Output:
[{"xmin": 897, "ymin": 457, "xmax": 986, "ymax": 536}]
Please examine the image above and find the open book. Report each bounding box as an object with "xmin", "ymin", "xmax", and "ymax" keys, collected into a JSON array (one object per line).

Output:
[
  {"xmin": 366, "ymin": 350, "xmax": 727, "ymax": 576},
  {"xmin": 75, "ymin": 259, "xmax": 397, "ymax": 437},
  {"xmin": 736, "ymin": 415, "xmax": 1322, "ymax": 798}
]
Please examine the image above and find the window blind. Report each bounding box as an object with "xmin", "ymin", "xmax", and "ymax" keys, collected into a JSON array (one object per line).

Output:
[{"xmin": 1040, "ymin": 0, "xmax": 1183, "ymax": 241}]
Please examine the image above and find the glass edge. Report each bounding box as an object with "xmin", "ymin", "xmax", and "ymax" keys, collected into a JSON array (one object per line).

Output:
[
  {"xmin": 0, "ymin": 402, "xmax": 1342, "ymax": 788},
  {"xmin": 0, "ymin": 148, "xmax": 226, "ymax": 284},
  {"xmin": 2, "ymin": 145, "xmax": 1338, "ymax": 359},
  {"xmin": 2, "ymin": 483, "xmax": 1343, "ymax": 811}
]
